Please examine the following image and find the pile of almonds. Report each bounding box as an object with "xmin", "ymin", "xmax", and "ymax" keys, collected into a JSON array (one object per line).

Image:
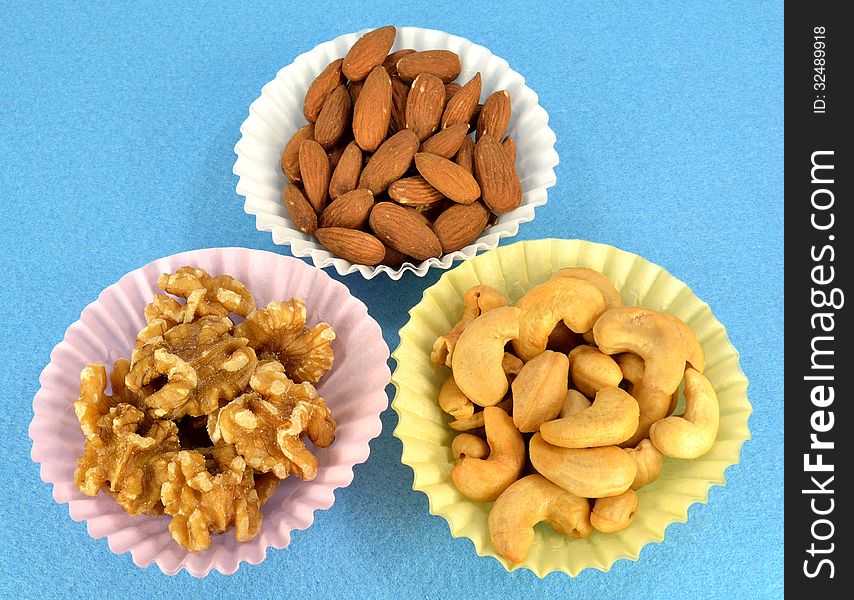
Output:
[{"xmin": 280, "ymin": 26, "xmax": 522, "ymax": 267}]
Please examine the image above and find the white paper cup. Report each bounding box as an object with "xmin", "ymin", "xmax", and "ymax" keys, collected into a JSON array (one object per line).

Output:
[{"xmin": 233, "ymin": 27, "xmax": 558, "ymax": 279}]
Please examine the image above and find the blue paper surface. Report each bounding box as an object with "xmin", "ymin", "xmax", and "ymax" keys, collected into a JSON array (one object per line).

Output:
[{"xmin": 0, "ymin": 2, "xmax": 783, "ymax": 598}]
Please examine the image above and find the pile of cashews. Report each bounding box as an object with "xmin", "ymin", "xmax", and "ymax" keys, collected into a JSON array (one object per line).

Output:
[{"xmin": 429, "ymin": 268, "xmax": 719, "ymax": 562}]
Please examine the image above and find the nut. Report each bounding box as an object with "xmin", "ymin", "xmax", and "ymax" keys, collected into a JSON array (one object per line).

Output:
[
  {"xmin": 315, "ymin": 227, "xmax": 386, "ymax": 265},
  {"xmin": 489, "ymin": 474, "xmax": 592, "ymax": 562},
  {"xmin": 280, "ymin": 123, "xmax": 315, "ymax": 183},
  {"xmin": 455, "ymin": 135, "xmax": 476, "ymax": 174},
  {"xmin": 432, "ymin": 201, "xmax": 489, "ymax": 253},
  {"xmin": 304, "ymin": 59, "xmax": 344, "ymax": 122},
  {"xmin": 353, "ymin": 65, "xmax": 392, "ymax": 151},
  {"xmin": 342, "ymin": 26, "xmax": 396, "ymax": 81},
  {"xmin": 451, "ymin": 306, "xmax": 521, "ymax": 407},
  {"xmin": 442, "ymin": 72, "xmax": 482, "ymax": 129},
  {"xmin": 539, "ymin": 387, "xmax": 639, "ymax": 448},
  {"xmin": 234, "ymin": 299, "xmax": 335, "ymax": 384},
  {"xmin": 625, "ymin": 439, "xmax": 664, "ymax": 490},
  {"xmin": 431, "ymin": 284, "xmax": 508, "ymax": 367},
  {"xmin": 314, "ymin": 84, "xmax": 352, "ymax": 149},
  {"xmin": 568, "ymin": 345, "xmax": 623, "ymax": 398},
  {"xmin": 283, "ymin": 184, "xmax": 318, "ymax": 234},
  {"xmin": 590, "ymin": 489, "xmax": 638, "ymax": 533},
  {"xmin": 420, "ymin": 123, "xmax": 469, "ymax": 158},
  {"xmin": 396, "ymin": 50, "xmax": 461, "ymax": 83},
  {"xmin": 512, "ymin": 276, "xmax": 606, "ymax": 362},
  {"xmin": 451, "ymin": 433, "xmax": 490, "ymax": 461},
  {"xmin": 438, "ymin": 375, "xmax": 475, "ymax": 420},
  {"xmin": 474, "ymin": 134, "xmax": 522, "ymax": 213},
  {"xmin": 320, "ymin": 188, "xmax": 374, "ymax": 229},
  {"xmin": 511, "ymin": 350, "xmax": 569, "ymax": 433},
  {"xmin": 451, "ymin": 406, "xmax": 525, "ymax": 502},
  {"xmin": 448, "ymin": 397, "xmax": 512, "ymax": 431},
  {"xmin": 529, "ymin": 433, "xmax": 637, "ymax": 498},
  {"xmin": 388, "ymin": 175, "xmax": 444, "ymax": 206},
  {"xmin": 476, "ymin": 90, "xmax": 511, "ymax": 140},
  {"xmin": 298, "ymin": 139, "xmax": 331, "ymax": 212},
  {"xmin": 415, "ymin": 152, "xmax": 481, "ymax": 204},
  {"xmin": 649, "ymin": 367, "xmax": 719, "ymax": 459},
  {"xmin": 382, "ymin": 48, "xmax": 415, "ymax": 76},
  {"xmin": 405, "ymin": 73, "xmax": 447, "ymax": 141},
  {"xmin": 328, "ymin": 140, "xmax": 362, "ymax": 199},
  {"xmin": 560, "ymin": 389, "xmax": 591, "ymax": 418},
  {"xmin": 358, "ymin": 129, "xmax": 420, "ymax": 195},
  {"xmin": 369, "ymin": 201, "xmax": 443, "ymax": 260}
]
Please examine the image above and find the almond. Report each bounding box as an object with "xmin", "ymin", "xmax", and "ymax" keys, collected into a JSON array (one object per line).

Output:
[
  {"xmin": 455, "ymin": 135, "xmax": 476, "ymax": 175},
  {"xmin": 369, "ymin": 202, "xmax": 443, "ymax": 260},
  {"xmin": 476, "ymin": 90, "xmax": 511, "ymax": 140},
  {"xmin": 342, "ymin": 26, "xmax": 396, "ymax": 81},
  {"xmin": 358, "ymin": 129, "xmax": 419, "ymax": 195},
  {"xmin": 280, "ymin": 123, "xmax": 314, "ymax": 183},
  {"xmin": 314, "ymin": 85, "xmax": 352, "ymax": 149},
  {"xmin": 299, "ymin": 139, "xmax": 330, "ymax": 212},
  {"xmin": 442, "ymin": 73, "xmax": 481, "ymax": 129},
  {"xmin": 380, "ymin": 244, "xmax": 409, "ymax": 267},
  {"xmin": 388, "ymin": 176, "xmax": 445, "ymax": 206},
  {"xmin": 420, "ymin": 123, "xmax": 469, "ymax": 158},
  {"xmin": 397, "ymin": 50, "xmax": 461, "ymax": 83},
  {"xmin": 415, "ymin": 152, "xmax": 480, "ymax": 204},
  {"xmin": 328, "ymin": 139, "xmax": 349, "ymax": 171},
  {"xmin": 283, "ymin": 184, "xmax": 318, "ymax": 234},
  {"xmin": 315, "ymin": 227, "xmax": 386, "ymax": 265},
  {"xmin": 383, "ymin": 48, "xmax": 415, "ymax": 76},
  {"xmin": 388, "ymin": 75, "xmax": 409, "ymax": 135},
  {"xmin": 501, "ymin": 135, "xmax": 517, "ymax": 164},
  {"xmin": 353, "ymin": 66, "xmax": 392, "ymax": 152},
  {"xmin": 405, "ymin": 73, "xmax": 446, "ymax": 141},
  {"xmin": 444, "ymin": 82, "xmax": 462, "ymax": 104},
  {"xmin": 348, "ymin": 80, "xmax": 364, "ymax": 106},
  {"xmin": 320, "ymin": 188, "xmax": 374, "ymax": 229},
  {"xmin": 304, "ymin": 58, "xmax": 344, "ymax": 122},
  {"xmin": 329, "ymin": 141, "xmax": 362, "ymax": 199},
  {"xmin": 432, "ymin": 201, "xmax": 489, "ymax": 253},
  {"xmin": 474, "ymin": 134, "xmax": 522, "ymax": 213}
]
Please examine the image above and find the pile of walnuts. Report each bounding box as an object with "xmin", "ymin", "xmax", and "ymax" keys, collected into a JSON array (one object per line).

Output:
[{"xmin": 73, "ymin": 266, "xmax": 337, "ymax": 551}]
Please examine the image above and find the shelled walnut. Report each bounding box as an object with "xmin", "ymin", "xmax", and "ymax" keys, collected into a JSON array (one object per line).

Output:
[{"xmin": 72, "ymin": 266, "xmax": 338, "ymax": 551}]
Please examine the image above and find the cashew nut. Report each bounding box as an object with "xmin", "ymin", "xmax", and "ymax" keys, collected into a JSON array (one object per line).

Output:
[
  {"xmin": 512, "ymin": 277, "xmax": 606, "ymax": 362},
  {"xmin": 451, "ymin": 306, "xmax": 521, "ymax": 407},
  {"xmin": 529, "ymin": 433, "xmax": 636, "ymax": 498},
  {"xmin": 568, "ymin": 345, "xmax": 622, "ymax": 399},
  {"xmin": 448, "ymin": 398, "xmax": 512, "ymax": 431},
  {"xmin": 539, "ymin": 387, "xmax": 639, "ymax": 448},
  {"xmin": 451, "ymin": 433, "xmax": 490, "ymax": 460},
  {"xmin": 560, "ymin": 389, "xmax": 591, "ymax": 418},
  {"xmin": 501, "ymin": 352, "xmax": 525, "ymax": 380},
  {"xmin": 511, "ymin": 350, "xmax": 569, "ymax": 433},
  {"xmin": 624, "ymin": 439, "xmax": 664, "ymax": 490},
  {"xmin": 593, "ymin": 307, "xmax": 688, "ymax": 445},
  {"xmin": 662, "ymin": 313, "xmax": 705, "ymax": 372},
  {"xmin": 649, "ymin": 367, "xmax": 719, "ymax": 459},
  {"xmin": 554, "ymin": 267, "xmax": 622, "ymax": 311},
  {"xmin": 616, "ymin": 352, "xmax": 679, "ymax": 432},
  {"xmin": 451, "ymin": 406, "xmax": 525, "ymax": 502},
  {"xmin": 431, "ymin": 285, "xmax": 508, "ymax": 367},
  {"xmin": 590, "ymin": 489, "xmax": 638, "ymax": 533},
  {"xmin": 438, "ymin": 374, "xmax": 474, "ymax": 420},
  {"xmin": 554, "ymin": 268, "xmax": 622, "ymax": 344},
  {"xmin": 488, "ymin": 474, "xmax": 592, "ymax": 562}
]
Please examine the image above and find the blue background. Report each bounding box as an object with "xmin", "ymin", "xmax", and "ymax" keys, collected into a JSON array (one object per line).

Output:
[{"xmin": 1, "ymin": 1, "xmax": 783, "ymax": 598}]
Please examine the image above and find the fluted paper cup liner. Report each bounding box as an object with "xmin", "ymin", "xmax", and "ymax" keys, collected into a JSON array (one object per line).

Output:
[
  {"xmin": 391, "ymin": 239, "xmax": 751, "ymax": 576},
  {"xmin": 29, "ymin": 248, "xmax": 390, "ymax": 577},
  {"xmin": 233, "ymin": 27, "xmax": 558, "ymax": 279}
]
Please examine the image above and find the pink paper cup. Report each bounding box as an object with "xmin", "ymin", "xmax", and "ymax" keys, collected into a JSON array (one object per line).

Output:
[{"xmin": 29, "ymin": 247, "xmax": 390, "ymax": 576}]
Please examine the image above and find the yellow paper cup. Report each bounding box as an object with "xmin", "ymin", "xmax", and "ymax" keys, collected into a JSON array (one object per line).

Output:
[{"xmin": 391, "ymin": 239, "xmax": 751, "ymax": 576}]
